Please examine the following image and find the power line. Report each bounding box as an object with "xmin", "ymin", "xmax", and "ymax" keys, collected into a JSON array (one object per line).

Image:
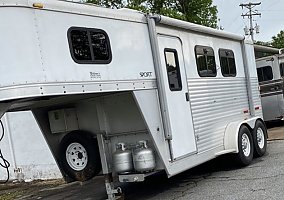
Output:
[{"xmin": 240, "ymin": 2, "xmax": 261, "ymax": 41}]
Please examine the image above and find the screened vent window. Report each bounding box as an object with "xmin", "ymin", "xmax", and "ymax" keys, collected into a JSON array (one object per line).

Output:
[
  {"xmin": 195, "ymin": 46, "xmax": 217, "ymax": 77},
  {"xmin": 280, "ymin": 63, "xmax": 284, "ymax": 77},
  {"xmin": 164, "ymin": 49, "xmax": 182, "ymax": 91},
  {"xmin": 257, "ymin": 66, "xmax": 273, "ymax": 82},
  {"xmin": 68, "ymin": 27, "xmax": 112, "ymax": 64},
  {"xmin": 219, "ymin": 49, "xmax": 237, "ymax": 77}
]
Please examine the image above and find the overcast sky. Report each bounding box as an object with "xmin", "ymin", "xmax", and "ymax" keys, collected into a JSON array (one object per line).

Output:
[{"xmin": 213, "ymin": 0, "xmax": 284, "ymax": 42}]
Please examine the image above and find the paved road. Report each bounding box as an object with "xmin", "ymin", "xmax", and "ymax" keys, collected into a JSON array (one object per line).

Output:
[
  {"xmin": 1, "ymin": 125, "xmax": 283, "ymax": 200},
  {"xmin": 18, "ymin": 127, "xmax": 284, "ymax": 200},
  {"xmin": 138, "ymin": 141, "xmax": 284, "ymax": 200}
]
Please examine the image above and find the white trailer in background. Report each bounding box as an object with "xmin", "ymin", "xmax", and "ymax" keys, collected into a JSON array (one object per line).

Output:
[
  {"xmin": 256, "ymin": 54, "xmax": 284, "ymax": 121},
  {"xmin": 0, "ymin": 1, "xmax": 267, "ymax": 199}
]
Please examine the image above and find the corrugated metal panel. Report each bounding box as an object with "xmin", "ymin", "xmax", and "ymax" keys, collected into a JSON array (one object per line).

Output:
[{"xmin": 187, "ymin": 78, "xmax": 250, "ymax": 153}]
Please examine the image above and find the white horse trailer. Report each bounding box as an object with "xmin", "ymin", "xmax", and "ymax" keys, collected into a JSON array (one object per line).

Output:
[
  {"xmin": 256, "ymin": 54, "xmax": 284, "ymax": 121},
  {"xmin": 0, "ymin": 1, "xmax": 267, "ymax": 199}
]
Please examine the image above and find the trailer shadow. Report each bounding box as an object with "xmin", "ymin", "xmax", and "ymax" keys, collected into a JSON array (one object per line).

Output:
[
  {"xmin": 265, "ymin": 120, "xmax": 284, "ymax": 129},
  {"xmin": 11, "ymin": 153, "xmax": 266, "ymax": 200},
  {"xmin": 119, "ymin": 154, "xmax": 246, "ymax": 200}
]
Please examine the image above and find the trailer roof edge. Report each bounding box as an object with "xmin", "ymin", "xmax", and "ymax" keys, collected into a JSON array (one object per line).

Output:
[
  {"xmin": 254, "ymin": 44, "xmax": 279, "ymax": 54},
  {"xmin": 0, "ymin": 0, "xmax": 147, "ymax": 24},
  {"xmin": 152, "ymin": 15, "xmax": 245, "ymax": 42}
]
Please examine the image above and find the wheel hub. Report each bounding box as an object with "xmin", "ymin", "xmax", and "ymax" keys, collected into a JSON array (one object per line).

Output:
[
  {"xmin": 78, "ymin": 152, "xmax": 83, "ymax": 159},
  {"xmin": 256, "ymin": 127, "xmax": 265, "ymax": 149},
  {"xmin": 66, "ymin": 142, "xmax": 88, "ymax": 171},
  {"xmin": 242, "ymin": 133, "xmax": 251, "ymax": 157}
]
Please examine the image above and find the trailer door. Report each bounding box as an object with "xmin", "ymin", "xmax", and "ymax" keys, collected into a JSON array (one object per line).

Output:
[
  {"xmin": 257, "ymin": 59, "xmax": 281, "ymax": 121},
  {"xmin": 277, "ymin": 62, "xmax": 284, "ymax": 118},
  {"xmin": 158, "ymin": 36, "xmax": 197, "ymax": 160}
]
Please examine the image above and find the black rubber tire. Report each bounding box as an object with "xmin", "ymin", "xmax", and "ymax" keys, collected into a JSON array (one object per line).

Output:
[
  {"xmin": 252, "ymin": 120, "xmax": 267, "ymax": 157},
  {"xmin": 235, "ymin": 125, "xmax": 254, "ymax": 166},
  {"xmin": 59, "ymin": 131, "xmax": 102, "ymax": 182}
]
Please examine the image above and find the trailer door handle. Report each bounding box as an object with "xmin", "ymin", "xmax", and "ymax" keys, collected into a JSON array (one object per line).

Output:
[{"xmin": 185, "ymin": 92, "xmax": 189, "ymax": 101}]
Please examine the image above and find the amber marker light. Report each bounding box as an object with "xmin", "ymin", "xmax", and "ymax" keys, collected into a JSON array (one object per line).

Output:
[{"xmin": 33, "ymin": 3, "xmax": 44, "ymax": 9}]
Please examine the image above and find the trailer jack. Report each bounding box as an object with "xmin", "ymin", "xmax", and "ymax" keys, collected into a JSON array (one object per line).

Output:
[{"xmin": 105, "ymin": 173, "xmax": 124, "ymax": 200}]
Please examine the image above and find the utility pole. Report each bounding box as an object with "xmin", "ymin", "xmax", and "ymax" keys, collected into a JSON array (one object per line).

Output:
[{"xmin": 240, "ymin": 2, "xmax": 261, "ymax": 41}]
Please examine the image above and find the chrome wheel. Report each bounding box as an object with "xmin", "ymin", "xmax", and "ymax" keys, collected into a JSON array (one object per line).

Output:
[
  {"xmin": 242, "ymin": 133, "xmax": 251, "ymax": 157},
  {"xmin": 252, "ymin": 121, "xmax": 267, "ymax": 157},
  {"xmin": 66, "ymin": 142, "xmax": 88, "ymax": 171},
  {"xmin": 256, "ymin": 127, "xmax": 265, "ymax": 149},
  {"xmin": 236, "ymin": 125, "xmax": 253, "ymax": 166}
]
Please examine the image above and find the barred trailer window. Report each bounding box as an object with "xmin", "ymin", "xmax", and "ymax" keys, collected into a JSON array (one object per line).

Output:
[
  {"xmin": 280, "ymin": 63, "xmax": 284, "ymax": 77},
  {"xmin": 219, "ymin": 49, "xmax": 236, "ymax": 77},
  {"xmin": 195, "ymin": 46, "xmax": 217, "ymax": 77},
  {"xmin": 257, "ymin": 66, "xmax": 273, "ymax": 82},
  {"xmin": 68, "ymin": 27, "xmax": 112, "ymax": 64}
]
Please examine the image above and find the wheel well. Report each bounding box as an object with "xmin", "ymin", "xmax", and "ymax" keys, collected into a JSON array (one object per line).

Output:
[
  {"xmin": 223, "ymin": 117, "xmax": 264, "ymax": 153},
  {"xmin": 243, "ymin": 123, "xmax": 253, "ymax": 132},
  {"xmin": 256, "ymin": 118, "xmax": 266, "ymax": 129},
  {"xmin": 242, "ymin": 117, "xmax": 264, "ymax": 132},
  {"xmin": 61, "ymin": 130, "xmax": 96, "ymax": 142}
]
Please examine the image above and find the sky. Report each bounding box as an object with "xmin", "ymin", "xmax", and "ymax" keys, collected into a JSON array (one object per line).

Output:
[{"xmin": 213, "ymin": 0, "xmax": 284, "ymax": 42}]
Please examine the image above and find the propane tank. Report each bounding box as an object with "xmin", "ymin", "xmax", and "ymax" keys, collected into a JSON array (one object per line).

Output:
[
  {"xmin": 113, "ymin": 143, "xmax": 133, "ymax": 174},
  {"xmin": 133, "ymin": 140, "xmax": 156, "ymax": 172}
]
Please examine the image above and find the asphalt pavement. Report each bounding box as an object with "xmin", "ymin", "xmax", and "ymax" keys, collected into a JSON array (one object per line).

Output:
[{"xmin": 1, "ymin": 124, "xmax": 284, "ymax": 200}]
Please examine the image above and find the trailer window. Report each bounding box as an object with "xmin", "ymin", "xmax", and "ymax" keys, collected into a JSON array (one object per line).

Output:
[
  {"xmin": 69, "ymin": 29, "xmax": 92, "ymax": 61},
  {"xmin": 195, "ymin": 46, "xmax": 217, "ymax": 77},
  {"xmin": 280, "ymin": 63, "xmax": 284, "ymax": 77},
  {"xmin": 219, "ymin": 49, "xmax": 236, "ymax": 77},
  {"xmin": 68, "ymin": 27, "xmax": 112, "ymax": 64},
  {"xmin": 257, "ymin": 66, "xmax": 273, "ymax": 82},
  {"xmin": 164, "ymin": 49, "xmax": 182, "ymax": 91}
]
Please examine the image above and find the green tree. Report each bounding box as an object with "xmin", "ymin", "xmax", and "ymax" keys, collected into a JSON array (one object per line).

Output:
[
  {"xmin": 88, "ymin": 0, "xmax": 125, "ymax": 8},
  {"xmin": 175, "ymin": 0, "xmax": 218, "ymax": 28},
  {"xmin": 271, "ymin": 30, "xmax": 284, "ymax": 49},
  {"xmin": 86, "ymin": 0, "xmax": 218, "ymax": 28}
]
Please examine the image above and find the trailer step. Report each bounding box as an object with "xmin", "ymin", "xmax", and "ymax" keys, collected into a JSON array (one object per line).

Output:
[{"xmin": 118, "ymin": 172, "xmax": 157, "ymax": 183}]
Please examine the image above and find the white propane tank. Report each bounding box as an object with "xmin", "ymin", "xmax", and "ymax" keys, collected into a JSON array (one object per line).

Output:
[
  {"xmin": 113, "ymin": 143, "xmax": 133, "ymax": 174},
  {"xmin": 133, "ymin": 140, "xmax": 156, "ymax": 172}
]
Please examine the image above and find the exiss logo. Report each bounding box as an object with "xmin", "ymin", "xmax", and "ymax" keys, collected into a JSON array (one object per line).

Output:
[{"xmin": 140, "ymin": 72, "xmax": 153, "ymax": 78}]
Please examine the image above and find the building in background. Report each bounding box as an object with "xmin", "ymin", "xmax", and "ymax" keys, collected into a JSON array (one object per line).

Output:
[{"xmin": 0, "ymin": 111, "xmax": 61, "ymax": 181}]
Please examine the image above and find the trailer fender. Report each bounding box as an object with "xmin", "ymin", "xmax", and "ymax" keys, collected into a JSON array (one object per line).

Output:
[{"xmin": 223, "ymin": 117, "xmax": 260, "ymax": 154}]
